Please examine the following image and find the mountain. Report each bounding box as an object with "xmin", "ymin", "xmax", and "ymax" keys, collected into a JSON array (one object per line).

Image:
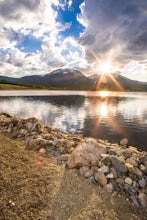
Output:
[
  {"xmin": 0, "ymin": 68, "xmax": 94, "ymax": 90},
  {"xmin": 0, "ymin": 68, "xmax": 147, "ymax": 91}
]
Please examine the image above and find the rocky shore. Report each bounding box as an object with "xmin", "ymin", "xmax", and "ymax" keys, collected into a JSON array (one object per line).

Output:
[{"xmin": 0, "ymin": 112, "xmax": 146, "ymax": 208}]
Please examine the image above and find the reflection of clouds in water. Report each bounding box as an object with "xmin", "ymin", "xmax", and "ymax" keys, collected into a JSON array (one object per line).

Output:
[
  {"xmin": 0, "ymin": 98, "xmax": 86, "ymax": 132},
  {"xmin": 116, "ymin": 98, "xmax": 147, "ymax": 122},
  {"xmin": 0, "ymin": 94, "xmax": 147, "ymax": 133},
  {"xmin": 53, "ymin": 107, "xmax": 85, "ymax": 133}
]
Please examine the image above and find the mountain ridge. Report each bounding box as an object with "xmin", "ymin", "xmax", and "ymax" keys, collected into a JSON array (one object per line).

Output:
[{"xmin": 0, "ymin": 68, "xmax": 147, "ymax": 91}]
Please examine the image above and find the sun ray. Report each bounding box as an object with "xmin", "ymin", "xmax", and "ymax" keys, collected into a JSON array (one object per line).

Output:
[{"xmin": 107, "ymin": 73, "xmax": 124, "ymax": 91}]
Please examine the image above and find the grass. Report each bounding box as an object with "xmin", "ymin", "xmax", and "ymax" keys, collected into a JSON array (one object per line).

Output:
[{"xmin": 0, "ymin": 83, "xmax": 48, "ymax": 90}]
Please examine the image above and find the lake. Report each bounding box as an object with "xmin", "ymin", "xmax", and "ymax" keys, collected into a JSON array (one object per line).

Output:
[{"xmin": 0, "ymin": 90, "xmax": 147, "ymax": 151}]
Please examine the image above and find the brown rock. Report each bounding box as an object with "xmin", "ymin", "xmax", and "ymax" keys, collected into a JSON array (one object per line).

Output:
[
  {"xmin": 116, "ymin": 178, "xmax": 125, "ymax": 185},
  {"xmin": 105, "ymin": 183, "xmax": 114, "ymax": 193},
  {"xmin": 95, "ymin": 172, "xmax": 107, "ymax": 186},
  {"xmin": 124, "ymin": 177, "xmax": 132, "ymax": 185},
  {"xmin": 84, "ymin": 168, "xmax": 95, "ymax": 178},
  {"xmin": 125, "ymin": 157, "xmax": 138, "ymax": 167},
  {"xmin": 67, "ymin": 138, "xmax": 106, "ymax": 168},
  {"xmin": 79, "ymin": 166, "xmax": 90, "ymax": 176}
]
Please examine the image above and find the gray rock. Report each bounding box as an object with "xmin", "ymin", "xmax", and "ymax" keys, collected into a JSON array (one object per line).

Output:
[
  {"xmin": 111, "ymin": 156, "xmax": 128, "ymax": 173},
  {"xmin": 122, "ymin": 151, "xmax": 132, "ymax": 159},
  {"xmin": 98, "ymin": 165, "xmax": 109, "ymax": 174},
  {"xmin": 105, "ymin": 183, "xmax": 114, "ymax": 193},
  {"xmin": 120, "ymin": 138, "xmax": 128, "ymax": 146},
  {"xmin": 110, "ymin": 167, "xmax": 118, "ymax": 178},
  {"xmin": 139, "ymin": 178, "xmax": 146, "ymax": 188},
  {"xmin": 138, "ymin": 193, "xmax": 147, "ymax": 207},
  {"xmin": 109, "ymin": 179, "xmax": 120, "ymax": 191}
]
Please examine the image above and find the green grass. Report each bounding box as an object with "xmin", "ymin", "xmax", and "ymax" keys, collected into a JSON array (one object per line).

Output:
[{"xmin": 0, "ymin": 83, "xmax": 48, "ymax": 90}]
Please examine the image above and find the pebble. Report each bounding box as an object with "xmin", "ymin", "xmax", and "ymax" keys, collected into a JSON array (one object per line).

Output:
[
  {"xmin": 105, "ymin": 183, "xmax": 114, "ymax": 193},
  {"xmin": 39, "ymin": 148, "xmax": 46, "ymax": 154},
  {"xmin": 95, "ymin": 172, "xmax": 107, "ymax": 186},
  {"xmin": 139, "ymin": 178, "xmax": 146, "ymax": 188},
  {"xmin": 120, "ymin": 138, "xmax": 128, "ymax": 146},
  {"xmin": 125, "ymin": 157, "xmax": 138, "ymax": 167},
  {"xmin": 124, "ymin": 177, "xmax": 132, "ymax": 185},
  {"xmin": 111, "ymin": 156, "xmax": 128, "ymax": 173},
  {"xmin": 106, "ymin": 173, "xmax": 114, "ymax": 179},
  {"xmin": 98, "ymin": 165, "xmax": 109, "ymax": 173}
]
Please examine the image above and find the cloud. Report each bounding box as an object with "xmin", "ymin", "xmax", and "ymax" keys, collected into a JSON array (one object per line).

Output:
[
  {"xmin": 0, "ymin": 0, "xmax": 89, "ymax": 77},
  {"xmin": 78, "ymin": 0, "xmax": 147, "ymax": 77},
  {"xmin": 0, "ymin": 0, "xmax": 147, "ymax": 81}
]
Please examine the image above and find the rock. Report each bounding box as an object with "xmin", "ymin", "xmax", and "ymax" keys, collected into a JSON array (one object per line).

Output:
[
  {"xmin": 110, "ymin": 167, "xmax": 118, "ymax": 178},
  {"xmin": 109, "ymin": 179, "xmax": 120, "ymax": 191},
  {"xmin": 10, "ymin": 130, "xmax": 19, "ymax": 138},
  {"xmin": 139, "ymin": 178, "xmax": 146, "ymax": 188},
  {"xmin": 106, "ymin": 173, "xmax": 114, "ymax": 179},
  {"xmin": 67, "ymin": 138, "xmax": 106, "ymax": 168},
  {"xmin": 79, "ymin": 166, "xmax": 90, "ymax": 176},
  {"xmin": 140, "ymin": 164, "xmax": 146, "ymax": 171},
  {"xmin": 110, "ymin": 156, "xmax": 128, "ymax": 173},
  {"xmin": 125, "ymin": 157, "xmax": 138, "ymax": 167},
  {"xmin": 138, "ymin": 193, "xmax": 147, "ymax": 207},
  {"xmin": 84, "ymin": 168, "xmax": 95, "ymax": 178},
  {"xmin": 139, "ymin": 156, "xmax": 147, "ymax": 166},
  {"xmin": 122, "ymin": 151, "xmax": 132, "ymax": 159},
  {"xmin": 120, "ymin": 138, "xmax": 128, "ymax": 146},
  {"xmin": 125, "ymin": 163, "xmax": 136, "ymax": 175},
  {"xmin": 124, "ymin": 177, "xmax": 132, "ymax": 185},
  {"xmin": 134, "ymin": 167, "xmax": 143, "ymax": 176},
  {"xmin": 105, "ymin": 183, "xmax": 114, "ymax": 193},
  {"xmin": 100, "ymin": 154, "xmax": 110, "ymax": 164},
  {"xmin": 98, "ymin": 165, "xmax": 109, "ymax": 173},
  {"xmin": 39, "ymin": 148, "xmax": 46, "ymax": 154},
  {"xmin": 118, "ymin": 156, "xmax": 125, "ymax": 163},
  {"xmin": 95, "ymin": 172, "xmax": 107, "ymax": 186},
  {"xmin": 116, "ymin": 178, "xmax": 125, "ymax": 185},
  {"xmin": 129, "ymin": 195, "xmax": 139, "ymax": 206},
  {"xmin": 60, "ymin": 154, "xmax": 70, "ymax": 161},
  {"xmin": 90, "ymin": 159, "xmax": 98, "ymax": 167}
]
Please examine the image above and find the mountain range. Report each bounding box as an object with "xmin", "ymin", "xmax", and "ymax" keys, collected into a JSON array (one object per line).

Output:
[{"xmin": 0, "ymin": 68, "xmax": 147, "ymax": 91}]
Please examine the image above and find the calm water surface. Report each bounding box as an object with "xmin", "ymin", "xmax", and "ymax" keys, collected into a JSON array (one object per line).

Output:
[{"xmin": 0, "ymin": 90, "xmax": 147, "ymax": 151}]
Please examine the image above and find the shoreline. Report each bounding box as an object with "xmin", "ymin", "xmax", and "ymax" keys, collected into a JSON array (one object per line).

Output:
[{"xmin": 0, "ymin": 113, "xmax": 146, "ymax": 208}]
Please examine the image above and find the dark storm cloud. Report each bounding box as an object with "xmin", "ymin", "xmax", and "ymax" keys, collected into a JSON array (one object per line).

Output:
[
  {"xmin": 79, "ymin": 0, "xmax": 147, "ymax": 63},
  {"xmin": 0, "ymin": 0, "xmax": 41, "ymax": 19}
]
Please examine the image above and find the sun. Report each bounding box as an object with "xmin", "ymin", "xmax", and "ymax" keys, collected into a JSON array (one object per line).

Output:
[{"xmin": 99, "ymin": 61, "xmax": 111, "ymax": 74}]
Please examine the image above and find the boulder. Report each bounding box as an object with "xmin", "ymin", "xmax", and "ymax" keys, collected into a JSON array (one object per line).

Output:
[{"xmin": 67, "ymin": 138, "xmax": 106, "ymax": 168}]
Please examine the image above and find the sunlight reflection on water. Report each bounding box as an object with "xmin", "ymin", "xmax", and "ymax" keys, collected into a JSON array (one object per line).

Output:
[{"xmin": 0, "ymin": 91, "xmax": 147, "ymax": 150}]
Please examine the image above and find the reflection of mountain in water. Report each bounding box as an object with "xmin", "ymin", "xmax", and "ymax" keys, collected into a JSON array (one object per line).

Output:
[
  {"xmin": 23, "ymin": 95, "xmax": 85, "ymax": 107},
  {"xmin": 0, "ymin": 94, "xmax": 147, "ymax": 151}
]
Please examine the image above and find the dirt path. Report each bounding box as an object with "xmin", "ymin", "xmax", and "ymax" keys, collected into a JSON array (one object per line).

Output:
[{"xmin": 0, "ymin": 133, "xmax": 146, "ymax": 220}]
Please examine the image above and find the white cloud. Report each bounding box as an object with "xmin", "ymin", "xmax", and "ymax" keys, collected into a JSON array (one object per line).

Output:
[{"xmin": 122, "ymin": 61, "xmax": 147, "ymax": 82}]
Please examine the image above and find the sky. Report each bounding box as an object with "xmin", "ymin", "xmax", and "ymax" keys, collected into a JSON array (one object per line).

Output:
[{"xmin": 0, "ymin": 0, "xmax": 147, "ymax": 82}]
